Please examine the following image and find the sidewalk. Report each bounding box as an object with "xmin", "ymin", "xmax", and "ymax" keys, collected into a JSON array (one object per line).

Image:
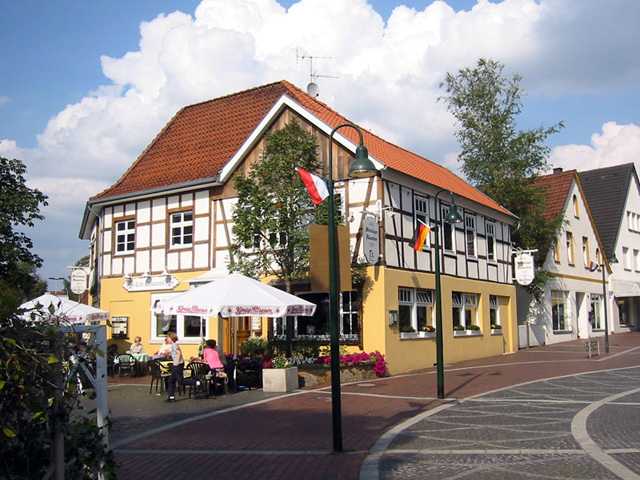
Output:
[{"xmin": 107, "ymin": 333, "xmax": 640, "ymax": 479}]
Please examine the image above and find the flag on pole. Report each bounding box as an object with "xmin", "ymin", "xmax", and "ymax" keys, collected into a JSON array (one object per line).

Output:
[
  {"xmin": 589, "ymin": 261, "xmax": 599, "ymax": 272},
  {"xmin": 296, "ymin": 168, "xmax": 329, "ymax": 205},
  {"xmin": 412, "ymin": 223, "xmax": 430, "ymax": 251}
]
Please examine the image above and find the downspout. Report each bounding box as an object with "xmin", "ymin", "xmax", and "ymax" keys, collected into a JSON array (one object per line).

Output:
[{"xmin": 86, "ymin": 204, "xmax": 102, "ymax": 307}]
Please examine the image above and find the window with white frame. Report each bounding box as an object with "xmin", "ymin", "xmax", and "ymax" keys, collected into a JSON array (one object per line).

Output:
[
  {"xmin": 414, "ymin": 196, "xmax": 430, "ymax": 251},
  {"xmin": 452, "ymin": 292, "xmax": 478, "ymax": 329},
  {"xmin": 623, "ymin": 246, "xmax": 631, "ymax": 270},
  {"xmin": 273, "ymin": 291, "xmax": 360, "ymax": 342},
  {"xmin": 566, "ymin": 232, "xmax": 574, "ymax": 265},
  {"xmin": 634, "ymin": 249, "xmax": 640, "ymax": 272},
  {"xmin": 441, "ymin": 206, "xmax": 455, "ymax": 251},
  {"xmin": 486, "ymin": 222, "xmax": 496, "ymax": 261},
  {"xmin": 551, "ymin": 290, "xmax": 569, "ymax": 331},
  {"xmin": 151, "ymin": 293, "xmax": 208, "ymax": 342},
  {"xmin": 115, "ymin": 219, "xmax": 135, "ymax": 254},
  {"xmin": 465, "ymin": 215, "xmax": 476, "ymax": 257},
  {"xmin": 170, "ymin": 211, "xmax": 193, "ymax": 248},
  {"xmin": 399, "ymin": 287, "xmax": 434, "ymax": 333},
  {"xmin": 489, "ymin": 295, "xmax": 500, "ymax": 327},
  {"xmin": 590, "ymin": 293, "xmax": 603, "ymax": 330},
  {"xmin": 582, "ymin": 237, "xmax": 590, "ymax": 268}
]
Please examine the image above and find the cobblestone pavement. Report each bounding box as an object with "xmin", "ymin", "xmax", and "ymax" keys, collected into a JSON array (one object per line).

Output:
[
  {"xmin": 367, "ymin": 368, "xmax": 640, "ymax": 480},
  {"xmin": 103, "ymin": 333, "xmax": 640, "ymax": 479}
]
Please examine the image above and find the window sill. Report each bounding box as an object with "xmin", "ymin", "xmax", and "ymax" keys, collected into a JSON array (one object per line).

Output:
[
  {"xmin": 169, "ymin": 245, "xmax": 193, "ymax": 251},
  {"xmin": 454, "ymin": 330, "xmax": 482, "ymax": 337},
  {"xmin": 553, "ymin": 329, "xmax": 573, "ymax": 334},
  {"xmin": 491, "ymin": 329, "xmax": 503, "ymax": 335}
]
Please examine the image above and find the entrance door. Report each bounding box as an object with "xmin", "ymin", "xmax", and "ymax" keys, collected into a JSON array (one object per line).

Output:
[{"xmin": 223, "ymin": 317, "xmax": 252, "ymax": 356}]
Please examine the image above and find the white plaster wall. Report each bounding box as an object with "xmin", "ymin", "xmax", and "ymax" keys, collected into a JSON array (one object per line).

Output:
[
  {"xmin": 151, "ymin": 249, "xmax": 165, "ymax": 272},
  {"xmin": 137, "ymin": 225, "xmax": 150, "ymax": 249},
  {"xmin": 137, "ymin": 201, "xmax": 150, "ymax": 223},
  {"xmin": 194, "ymin": 217, "xmax": 209, "ymax": 242},
  {"xmin": 151, "ymin": 223, "xmax": 165, "ymax": 247},
  {"xmin": 136, "ymin": 250, "xmax": 150, "ymax": 274},
  {"xmin": 152, "ymin": 198, "xmax": 165, "ymax": 221},
  {"xmin": 194, "ymin": 244, "xmax": 208, "ymax": 268}
]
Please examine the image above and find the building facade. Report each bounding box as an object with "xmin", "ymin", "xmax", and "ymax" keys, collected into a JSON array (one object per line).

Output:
[
  {"xmin": 79, "ymin": 81, "xmax": 518, "ymax": 374},
  {"xmin": 518, "ymin": 169, "xmax": 612, "ymax": 345}
]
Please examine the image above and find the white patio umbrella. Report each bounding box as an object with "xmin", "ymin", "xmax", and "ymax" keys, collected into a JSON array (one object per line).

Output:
[
  {"xmin": 20, "ymin": 293, "xmax": 109, "ymax": 324},
  {"xmin": 153, "ymin": 273, "xmax": 316, "ymax": 318},
  {"xmin": 152, "ymin": 273, "xmax": 316, "ymax": 357}
]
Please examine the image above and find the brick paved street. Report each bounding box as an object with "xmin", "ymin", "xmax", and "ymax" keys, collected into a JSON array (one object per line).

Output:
[{"xmin": 103, "ymin": 333, "xmax": 640, "ymax": 479}]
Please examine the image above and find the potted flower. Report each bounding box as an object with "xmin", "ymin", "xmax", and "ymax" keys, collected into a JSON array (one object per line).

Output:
[
  {"xmin": 262, "ymin": 355, "xmax": 299, "ymax": 392},
  {"xmin": 400, "ymin": 325, "xmax": 417, "ymax": 338},
  {"xmin": 491, "ymin": 324, "xmax": 502, "ymax": 334}
]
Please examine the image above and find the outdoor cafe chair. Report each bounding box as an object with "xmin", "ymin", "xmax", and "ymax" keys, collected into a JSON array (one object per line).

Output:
[
  {"xmin": 115, "ymin": 353, "xmax": 137, "ymax": 378},
  {"xmin": 207, "ymin": 368, "xmax": 228, "ymax": 397},
  {"xmin": 186, "ymin": 362, "xmax": 210, "ymax": 398},
  {"xmin": 106, "ymin": 344, "xmax": 118, "ymax": 377},
  {"xmin": 148, "ymin": 359, "xmax": 171, "ymax": 394}
]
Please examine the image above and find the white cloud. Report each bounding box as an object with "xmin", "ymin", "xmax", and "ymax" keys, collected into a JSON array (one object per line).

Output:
[
  {"xmin": 549, "ymin": 122, "xmax": 640, "ymax": 174},
  {"xmin": 3, "ymin": 0, "xmax": 638, "ymax": 281}
]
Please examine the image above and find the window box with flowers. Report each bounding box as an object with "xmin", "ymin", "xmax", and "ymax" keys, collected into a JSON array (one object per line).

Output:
[
  {"xmin": 454, "ymin": 324, "xmax": 482, "ymax": 336},
  {"xmin": 419, "ymin": 325, "xmax": 436, "ymax": 338},
  {"xmin": 491, "ymin": 324, "xmax": 503, "ymax": 335},
  {"xmin": 399, "ymin": 325, "xmax": 419, "ymax": 339}
]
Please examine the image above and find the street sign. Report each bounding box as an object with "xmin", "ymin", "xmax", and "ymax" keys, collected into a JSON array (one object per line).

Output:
[{"xmin": 70, "ymin": 269, "xmax": 88, "ymax": 295}]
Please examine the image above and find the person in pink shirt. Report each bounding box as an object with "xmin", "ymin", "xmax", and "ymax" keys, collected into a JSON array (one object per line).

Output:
[{"xmin": 202, "ymin": 339, "xmax": 225, "ymax": 370}]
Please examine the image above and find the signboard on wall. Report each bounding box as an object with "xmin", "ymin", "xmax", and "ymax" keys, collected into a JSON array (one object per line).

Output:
[
  {"xmin": 514, "ymin": 252, "xmax": 535, "ymax": 286},
  {"xmin": 70, "ymin": 269, "xmax": 88, "ymax": 295},
  {"xmin": 363, "ymin": 215, "xmax": 380, "ymax": 265}
]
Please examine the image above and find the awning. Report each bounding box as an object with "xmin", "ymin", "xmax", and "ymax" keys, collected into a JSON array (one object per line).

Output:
[{"xmin": 611, "ymin": 279, "xmax": 640, "ymax": 297}]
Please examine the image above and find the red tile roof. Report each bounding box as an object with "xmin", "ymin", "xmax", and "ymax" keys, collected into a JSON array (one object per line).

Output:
[
  {"xmin": 535, "ymin": 169, "xmax": 577, "ymax": 219},
  {"xmin": 91, "ymin": 81, "xmax": 513, "ymax": 217}
]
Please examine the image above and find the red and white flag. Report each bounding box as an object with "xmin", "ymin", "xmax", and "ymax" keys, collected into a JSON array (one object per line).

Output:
[
  {"xmin": 296, "ymin": 168, "xmax": 329, "ymax": 205},
  {"xmin": 589, "ymin": 261, "xmax": 599, "ymax": 272}
]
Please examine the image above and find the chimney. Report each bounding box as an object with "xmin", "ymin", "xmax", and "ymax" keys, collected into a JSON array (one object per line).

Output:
[{"xmin": 553, "ymin": 167, "xmax": 563, "ymax": 174}]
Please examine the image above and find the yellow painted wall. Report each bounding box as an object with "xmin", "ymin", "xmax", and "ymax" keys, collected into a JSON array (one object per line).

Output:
[{"xmin": 360, "ymin": 267, "xmax": 517, "ymax": 375}]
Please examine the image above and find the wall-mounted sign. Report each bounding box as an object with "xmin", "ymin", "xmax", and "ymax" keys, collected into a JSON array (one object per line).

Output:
[
  {"xmin": 514, "ymin": 252, "xmax": 535, "ymax": 286},
  {"xmin": 123, "ymin": 274, "xmax": 180, "ymax": 292},
  {"xmin": 363, "ymin": 215, "xmax": 380, "ymax": 265},
  {"xmin": 70, "ymin": 269, "xmax": 88, "ymax": 295}
]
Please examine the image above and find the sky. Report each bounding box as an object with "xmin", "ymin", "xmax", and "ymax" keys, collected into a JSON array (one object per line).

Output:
[{"xmin": 1, "ymin": 0, "xmax": 639, "ymax": 290}]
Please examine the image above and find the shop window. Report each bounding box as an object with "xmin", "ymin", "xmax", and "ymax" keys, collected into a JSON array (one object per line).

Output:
[
  {"xmin": 552, "ymin": 290, "xmax": 569, "ymax": 331},
  {"xmin": 398, "ymin": 287, "xmax": 434, "ymax": 333},
  {"xmin": 452, "ymin": 292, "xmax": 478, "ymax": 329},
  {"xmin": 489, "ymin": 295, "xmax": 500, "ymax": 327},
  {"xmin": 151, "ymin": 293, "xmax": 208, "ymax": 342},
  {"xmin": 589, "ymin": 294, "xmax": 603, "ymax": 330}
]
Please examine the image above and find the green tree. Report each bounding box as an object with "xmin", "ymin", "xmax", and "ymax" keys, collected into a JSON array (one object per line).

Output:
[
  {"xmin": 439, "ymin": 58, "xmax": 565, "ymax": 298},
  {"xmin": 230, "ymin": 119, "xmax": 331, "ymax": 292},
  {"xmin": 0, "ymin": 156, "xmax": 48, "ymax": 301}
]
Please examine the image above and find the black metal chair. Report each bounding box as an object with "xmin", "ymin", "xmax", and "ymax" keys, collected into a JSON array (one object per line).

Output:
[
  {"xmin": 148, "ymin": 359, "xmax": 171, "ymax": 394},
  {"xmin": 186, "ymin": 362, "xmax": 210, "ymax": 398},
  {"xmin": 207, "ymin": 368, "xmax": 229, "ymax": 397},
  {"xmin": 235, "ymin": 357, "xmax": 263, "ymax": 390},
  {"xmin": 106, "ymin": 344, "xmax": 118, "ymax": 377},
  {"xmin": 115, "ymin": 353, "xmax": 137, "ymax": 377}
]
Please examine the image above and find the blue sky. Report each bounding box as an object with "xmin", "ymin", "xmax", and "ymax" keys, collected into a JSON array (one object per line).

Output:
[{"xmin": 1, "ymin": 0, "xmax": 638, "ymax": 288}]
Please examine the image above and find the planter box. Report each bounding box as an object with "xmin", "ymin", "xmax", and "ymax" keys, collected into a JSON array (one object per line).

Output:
[
  {"xmin": 262, "ymin": 366, "xmax": 299, "ymax": 392},
  {"xmin": 491, "ymin": 329, "xmax": 503, "ymax": 335},
  {"xmin": 454, "ymin": 329, "xmax": 482, "ymax": 337},
  {"xmin": 298, "ymin": 362, "xmax": 377, "ymax": 387},
  {"xmin": 418, "ymin": 331, "xmax": 436, "ymax": 338}
]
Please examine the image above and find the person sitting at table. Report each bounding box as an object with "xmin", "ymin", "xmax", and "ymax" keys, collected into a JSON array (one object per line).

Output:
[
  {"xmin": 130, "ymin": 336, "xmax": 144, "ymax": 354},
  {"xmin": 202, "ymin": 339, "xmax": 224, "ymax": 370},
  {"xmin": 151, "ymin": 337, "xmax": 171, "ymax": 360},
  {"xmin": 165, "ymin": 331, "xmax": 199, "ymax": 403}
]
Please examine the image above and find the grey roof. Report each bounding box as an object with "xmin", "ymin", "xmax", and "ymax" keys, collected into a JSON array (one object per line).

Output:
[{"xmin": 578, "ymin": 163, "xmax": 636, "ymax": 258}]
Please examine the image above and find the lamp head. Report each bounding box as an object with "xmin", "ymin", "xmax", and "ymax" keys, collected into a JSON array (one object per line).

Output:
[
  {"xmin": 348, "ymin": 144, "xmax": 378, "ymax": 178},
  {"xmin": 445, "ymin": 200, "xmax": 463, "ymax": 224},
  {"xmin": 609, "ymin": 253, "xmax": 618, "ymax": 264}
]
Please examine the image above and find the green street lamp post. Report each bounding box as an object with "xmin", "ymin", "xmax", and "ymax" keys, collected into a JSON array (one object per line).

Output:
[
  {"xmin": 327, "ymin": 123, "xmax": 377, "ymax": 452},
  {"xmin": 601, "ymin": 254, "xmax": 617, "ymax": 353},
  {"xmin": 433, "ymin": 189, "xmax": 463, "ymax": 400}
]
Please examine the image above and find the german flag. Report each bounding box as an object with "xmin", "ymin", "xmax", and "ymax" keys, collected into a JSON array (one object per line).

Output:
[{"xmin": 412, "ymin": 224, "xmax": 430, "ymax": 251}]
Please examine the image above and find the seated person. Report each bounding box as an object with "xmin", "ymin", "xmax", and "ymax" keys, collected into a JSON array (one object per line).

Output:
[
  {"xmin": 130, "ymin": 336, "xmax": 144, "ymax": 354},
  {"xmin": 202, "ymin": 339, "xmax": 224, "ymax": 370},
  {"xmin": 151, "ymin": 337, "xmax": 171, "ymax": 360}
]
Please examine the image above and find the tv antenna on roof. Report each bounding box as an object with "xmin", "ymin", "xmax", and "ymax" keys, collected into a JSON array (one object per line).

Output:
[{"xmin": 296, "ymin": 48, "xmax": 339, "ymax": 97}]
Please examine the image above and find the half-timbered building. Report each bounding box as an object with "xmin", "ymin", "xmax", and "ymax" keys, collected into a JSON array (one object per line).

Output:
[{"xmin": 79, "ymin": 81, "xmax": 518, "ymax": 373}]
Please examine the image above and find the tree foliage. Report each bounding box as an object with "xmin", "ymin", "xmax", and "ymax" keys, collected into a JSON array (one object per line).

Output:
[
  {"xmin": 230, "ymin": 119, "xmax": 332, "ymax": 292},
  {"xmin": 0, "ymin": 156, "xmax": 48, "ymax": 300},
  {"xmin": 439, "ymin": 58, "xmax": 565, "ymax": 298},
  {"xmin": 0, "ymin": 311, "xmax": 117, "ymax": 479}
]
